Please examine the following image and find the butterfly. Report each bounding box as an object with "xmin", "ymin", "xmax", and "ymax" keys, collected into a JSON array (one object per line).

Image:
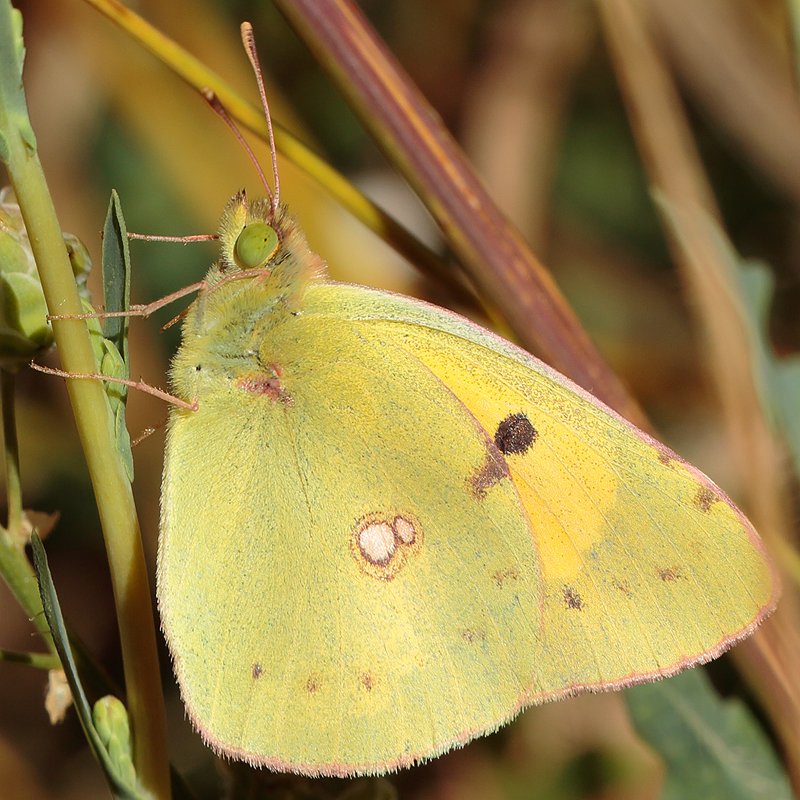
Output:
[{"xmin": 156, "ymin": 22, "xmax": 777, "ymax": 778}]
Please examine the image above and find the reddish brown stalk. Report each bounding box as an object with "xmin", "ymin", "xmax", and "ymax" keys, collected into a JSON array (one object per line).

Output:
[{"xmin": 271, "ymin": 0, "xmax": 645, "ymax": 426}]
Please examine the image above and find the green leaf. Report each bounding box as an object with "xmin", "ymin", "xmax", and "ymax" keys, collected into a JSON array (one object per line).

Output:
[
  {"xmin": 734, "ymin": 260, "xmax": 800, "ymax": 483},
  {"xmin": 772, "ymin": 357, "xmax": 800, "ymax": 480},
  {"xmin": 102, "ymin": 190, "xmax": 131, "ymax": 361},
  {"xmin": 98, "ymin": 190, "xmax": 134, "ymax": 480},
  {"xmin": 0, "ymin": 3, "xmax": 37, "ymax": 162},
  {"xmin": 626, "ymin": 669, "xmax": 791, "ymax": 800},
  {"xmin": 30, "ymin": 533, "xmax": 154, "ymax": 800},
  {"xmin": 0, "ymin": 190, "xmax": 53, "ymax": 366},
  {"xmin": 656, "ymin": 197, "xmax": 800, "ymax": 485}
]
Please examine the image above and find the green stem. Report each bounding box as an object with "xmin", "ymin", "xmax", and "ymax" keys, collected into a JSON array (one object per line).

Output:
[
  {"xmin": 0, "ymin": 348, "xmax": 123, "ymax": 701},
  {"xmin": 2, "ymin": 368, "xmax": 22, "ymax": 535},
  {"xmin": 0, "ymin": 648, "xmax": 60, "ymax": 670},
  {"xmin": 0, "ymin": 365, "xmax": 51, "ymax": 641},
  {"xmin": 0, "ymin": 5, "xmax": 170, "ymax": 798}
]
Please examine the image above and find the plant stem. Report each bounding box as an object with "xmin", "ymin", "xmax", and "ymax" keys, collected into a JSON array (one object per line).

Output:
[
  {"xmin": 0, "ymin": 648, "xmax": 61, "ymax": 670},
  {"xmin": 2, "ymin": 368, "xmax": 22, "ymax": 536},
  {"xmin": 0, "ymin": 368, "xmax": 123, "ymax": 697},
  {"xmin": 0, "ymin": 365, "xmax": 53, "ymax": 642},
  {"xmin": 0, "ymin": 4, "xmax": 170, "ymax": 798}
]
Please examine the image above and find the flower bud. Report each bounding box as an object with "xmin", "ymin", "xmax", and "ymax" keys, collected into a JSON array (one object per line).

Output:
[{"xmin": 0, "ymin": 187, "xmax": 92, "ymax": 369}]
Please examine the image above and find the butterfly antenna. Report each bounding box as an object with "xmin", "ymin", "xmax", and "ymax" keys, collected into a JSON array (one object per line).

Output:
[
  {"xmin": 241, "ymin": 22, "xmax": 281, "ymax": 220},
  {"xmin": 201, "ymin": 88, "xmax": 273, "ymax": 206}
]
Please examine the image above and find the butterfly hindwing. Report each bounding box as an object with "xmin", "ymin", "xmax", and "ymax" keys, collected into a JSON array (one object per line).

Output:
[{"xmin": 160, "ymin": 295, "xmax": 547, "ymax": 775}]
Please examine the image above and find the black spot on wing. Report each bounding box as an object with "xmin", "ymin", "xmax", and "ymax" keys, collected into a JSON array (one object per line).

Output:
[{"xmin": 495, "ymin": 413, "xmax": 537, "ymax": 455}]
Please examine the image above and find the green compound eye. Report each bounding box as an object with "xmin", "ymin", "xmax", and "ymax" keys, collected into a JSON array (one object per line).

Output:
[{"xmin": 235, "ymin": 222, "xmax": 279, "ymax": 269}]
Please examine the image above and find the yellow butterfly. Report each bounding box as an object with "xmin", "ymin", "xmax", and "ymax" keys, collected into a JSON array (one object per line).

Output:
[{"xmin": 157, "ymin": 24, "xmax": 777, "ymax": 778}]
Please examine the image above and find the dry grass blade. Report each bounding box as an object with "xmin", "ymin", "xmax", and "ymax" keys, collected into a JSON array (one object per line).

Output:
[
  {"xmin": 272, "ymin": 0, "xmax": 643, "ymax": 424},
  {"xmin": 649, "ymin": 0, "xmax": 800, "ymax": 207},
  {"xmin": 595, "ymin": 0, "xmax": 800, "ymax": 788},
  {"xmin": 80, "ymin": 0, "xmax": 461, "ymax": 308},
  {"xmin": 460, "ymin": 0, "xmax": 594, "ymax": 252}
]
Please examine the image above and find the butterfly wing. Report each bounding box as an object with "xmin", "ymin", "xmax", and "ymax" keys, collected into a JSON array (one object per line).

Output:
[
  {"xmin": 160, "ymin": 298, "xmax": 544, "ymax": 775},
  {"xmin": 158, "ymin": 280, "xmax": 776, "ymax": 777}
]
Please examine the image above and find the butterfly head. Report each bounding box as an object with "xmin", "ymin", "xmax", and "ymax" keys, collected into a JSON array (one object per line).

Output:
[
  {"xmin": 208, "ymin": 24, "xmax": 293, "ymax": 279},
  {"xmin": 218, "ymin": 190, "xmax": 281, "ymax": 273},
  {"xmin": 216, "ymin": 189, "xmax": 325, "ymax": 289},
  {"xmin": 209, "ymin": 26, "xmax": 325, "ymax": 288}
]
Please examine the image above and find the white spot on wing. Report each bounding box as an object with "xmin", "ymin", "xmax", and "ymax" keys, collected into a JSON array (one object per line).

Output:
[
  {"xmin": 351, "ymin": 512, "xmax": 423, "ymax": 581},
  {"xmin": 393, "ymin": 516, "xmax": 416, "ymax": 545},
  {"xmin": 358, "ymin": 522, "xmax": 396, "ymax": 565}
]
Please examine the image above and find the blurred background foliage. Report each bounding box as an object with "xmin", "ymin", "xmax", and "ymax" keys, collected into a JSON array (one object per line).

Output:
[{"xmin": 1, "ymin": 0, "xmax": 799, "ymax": 798}]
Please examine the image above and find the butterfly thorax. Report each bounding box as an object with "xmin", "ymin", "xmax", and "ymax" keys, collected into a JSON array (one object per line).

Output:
[{"xmin": 169, "ymin": 192, "xmax": 326, "ymax": 404}]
